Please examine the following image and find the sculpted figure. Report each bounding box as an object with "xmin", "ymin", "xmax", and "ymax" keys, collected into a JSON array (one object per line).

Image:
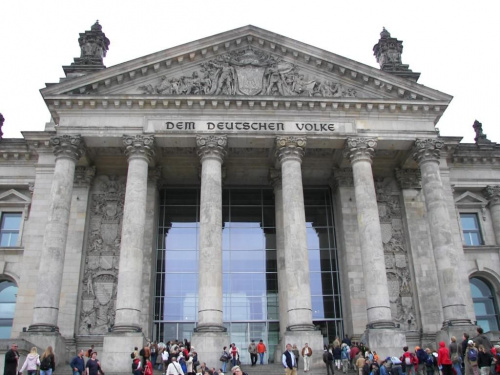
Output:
[{"xmin": 211, "ymin": 60, "xmax": 236, "ymax": 95}]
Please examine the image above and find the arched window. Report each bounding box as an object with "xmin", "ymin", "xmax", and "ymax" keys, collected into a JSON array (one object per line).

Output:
[
  {"xmin": 470, "ymin": 277, "xmax": 499, "ymax": 332},
  {"xmin": 0, "ymin": 280, "xmax": 18, "ymax": 338}
]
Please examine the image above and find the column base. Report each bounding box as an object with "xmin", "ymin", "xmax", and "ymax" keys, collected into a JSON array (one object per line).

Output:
[
  {"xmin": 191, "ymin": 331, "xmax": 229, "ymax": 370},
  {"xmin": 27, "ymin": 323, "xmax": 59, "ymax": 333},
  {"xmin": 435, "ymin": 321, "xmax": 477, "ymax": 348},
  {"xmin": 283, "ymin": 330, "xmax": 324, "ymax": 368},
  {"xmin": 363, "ymin": 327, "xmax": 407, "ymax": 359},
  {"xmin": 194, "ymin": 324, "xmax": 227, "ymax": 333},
  {"xmin": 20, "ymin": 331, "xmax": 66, "ymax": 367},
  {"xmin": 101, "ymin": 331, "xmax": 144, "ymax": 374}
]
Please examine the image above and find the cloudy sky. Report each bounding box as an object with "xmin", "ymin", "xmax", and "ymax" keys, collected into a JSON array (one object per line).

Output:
[{"xmin": 0, "ymin": 0, "xmax": 498, "ymax": 142}]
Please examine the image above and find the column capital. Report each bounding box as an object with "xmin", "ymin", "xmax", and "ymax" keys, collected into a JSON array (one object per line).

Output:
[
  {"xmin": 343, "ymin": 137, "xmax": 377, "ymax": 164},
  {"xmin": 51, "ymin": 135, "xmax": 86, "ymax": 162},
  {"xmin": 74, "ymin": 166, "xmax": 96, "ymax": 187},
  {"xmin": 196, "ymin": 135, "xmax": 227, "ymax": 163},
  {"xmin": 330, "ymin": 168, "xmax": 354, "ymax": 190},
  {"xmin": 484, "ymin": 185, "xmax": 500, "ymax": 206},
  {"xmin": 275, "ymin": 136, "xmax": 306, "ymax": 164},
  {"xmin": 412, "ymin": 138, "xmax": 444, "ymax": 165},
  {"xmin": 269, "ymin": 168, "xmax": 282, "ymax": 189},
  {"xmin": 123, "ymin": 135, "xmax": 156, "ymax": 162},
  {"xmin": 395, "ymin": 168, "xmax": 421, "ymax": 190}
]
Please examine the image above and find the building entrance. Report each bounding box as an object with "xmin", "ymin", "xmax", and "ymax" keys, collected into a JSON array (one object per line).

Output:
[{"xmin": 153, "ymin": 188, "xmax": 342, "ymax": 357}]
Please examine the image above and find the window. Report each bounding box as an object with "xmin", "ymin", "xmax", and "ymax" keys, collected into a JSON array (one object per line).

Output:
[
  {"xmin": 0, "ymin": 213, "xmax": 22, "ymax": 247},
  {"xmin": 470, "ymin": 277, "xmax": 499, "ymax": 332},
  {"xmin": 0, "ymin": 280, "xmax": 18, "ymax": 338},
  {"xmin": 460, "ymin": 213, "xmax": 483, "ymax": 246}
]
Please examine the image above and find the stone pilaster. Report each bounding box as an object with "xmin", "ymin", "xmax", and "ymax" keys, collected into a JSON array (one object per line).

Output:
[
  {"xmin": 29, "ymin": 135, "xmax": 86, "ymax": 332},
  {"xmin": 191, "ymin": 135, "xmax": 229, "ymax": 369},
  {"xmin": 269, "ymin": 169, "xmax": 287, "ymax": 342},
  {"xmin": 483, "ymin": 185, "xmax": 500, "ymax": 246},
  {"xmin": 113, "ymin": 135, "xmax": 155, "ymax": 332},
  {"xmin": 395, "ymin": 168, "xmax": 443, "ymax": 334},
  {"xmin": 412, "ymin": 139, "xmax": 471, "ymax": 326},
  {"xmin": 343, "ymin": 138, "xmax": 394, "ymax": 327}
]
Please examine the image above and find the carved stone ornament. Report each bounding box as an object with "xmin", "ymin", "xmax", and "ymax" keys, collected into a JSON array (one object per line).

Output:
[
  {"xmin": 268, "ymin": 168, "xmax": 282, "ymax": 188},
  {"xmin": 79, "ymin": 175, "xmax": 125, "ymax": 335},
  {"xmin": 51, "ymin": 135, "xmax": 86, "ymax": 161},
  {"xmin": 484, "ymin": 185, "xmax": 500, "ymax": 206},
  {"xmin": 330, "ymin": 168, "xmax": 354, "ymax": 190},
  {"xmin": 412, "ymin": 139, "xmax": 443, "ymax": 165},
  {"xmin": 74, "ymin": 166, "xmax": 96, "ymax": 187},
  {"xmin": 376, "ymin": 176, "xmax": 417, "ymax": 330},
  {"xmin": 395, "ymin": 168, "xmax": 421, "ymax": 190},
  {"xmin": 343, "ymin": 137, "xmax": 377, "ymax": 164},
  {"xmin": 77, "ymin": 21, "xmax": 110, "ymax": 65},
  {"xmin": 275, "ymin": 136, "xmax": 306, "ymax": 163},
  {"xmin": 139, "ymin": 48, "xmax": 357, "ymax": 98},
  {"xmin": 123, "ymin": 135, "xmax": 156, "ymax": 162},
  {"xmin": 196, "ymin": 135, "xmax": 228, "ymax": 162}
]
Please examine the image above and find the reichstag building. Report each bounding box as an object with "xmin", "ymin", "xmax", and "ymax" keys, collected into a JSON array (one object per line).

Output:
[{"xmin": 0, "ymin": 23, "xmax": 498, "ymax": 372}]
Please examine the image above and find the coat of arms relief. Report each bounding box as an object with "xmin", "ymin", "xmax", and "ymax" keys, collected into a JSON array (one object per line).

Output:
[
  {"xmin": 79, "ymin": 175, "xmax": 125, "ymax": 335},
  {"xmin": 375, "ymin": 178, "xmax": 418, "ymax": 331},
  {"xmin": 139, "ymin": 48, "xmax": 357, "ymax": 98}
]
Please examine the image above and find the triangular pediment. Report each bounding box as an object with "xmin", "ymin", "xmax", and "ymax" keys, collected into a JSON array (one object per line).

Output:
[
  {"xmin": 454, "ymin": 191, "xmax": 488, "ymax": 207},
  {"xmin": 42, "ymin": 26, "xmax": 451, "ymax": 101},
  {"xmin": 0, "ymin": 189, "xmax": 31, "ymax": 205}
]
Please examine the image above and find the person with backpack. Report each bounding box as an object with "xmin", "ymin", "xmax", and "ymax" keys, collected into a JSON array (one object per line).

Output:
[
  {"xmin": 144, "ymin": 358, "xmax": 154, "ymax": 375},
  {"xmin": 449, "ymin": 337, "xmax": 463, "ymax": 375},
  {"xmin": 40, "ymin": 346, "xmax": 56, "ymax": 375},
  {"xmin": 341, "ymin": 344, "xmax": 350, "ymax": 374},
  {"xmin": 401, "ymin": 346, "xmax": 416, "ymax": 375},
  {"xmin": 132, "ymin": 353, "xmax": 142, "ymax": 375},
  {"xmin": 477, "ymin": 345, "xmax": 492, "ymax": 375},
  {"xmin": 424, "ymin": 348, "xmax": 436, "ymax": 375},
  {"xmin": 322, "ymin": 345, "xmax": 335, "ymax": 375},
  {"xmin": 415, "ymin": 346, "xmax": 428, "ymax": 375},
  {"xmin": 465, "ymin": 341, "xmax": 479, "ymax": 375}
]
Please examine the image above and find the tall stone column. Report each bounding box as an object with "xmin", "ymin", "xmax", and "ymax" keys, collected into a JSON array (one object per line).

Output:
[
  {"xmin": 412, "ymin": 139, "xmax": 471, "ymax": 326},
  {"xmin": 269, "ymin": 169, "xmax": 287, "ymax": 355},
  {"xmin": 344, "ymin": 138, "xmax": 405, "ymax": 358},
  {"xmin": 275, "ymin": 136, "xmax": 323, "ymax": 365},
  {"xmin": 483, "ymin": 185, "xmax": 500, "ymax": 246},
  {"xmin": 113, "ymin": 135, "xmax": 156, "ymax": 332},
  {"xmin": 102, "ymin": 135, "xmax": 155, "ymax": 373},
  {"xmin": 29, "ymin": 135, "xmax": 86, "ymax": 331},
  {"xmin": 191, "ymin": 135, "xmax": 228, "ymax": 367},
  {"xmin": 343, "ymin": 138, "xmax": 393, "ymax": 326}
]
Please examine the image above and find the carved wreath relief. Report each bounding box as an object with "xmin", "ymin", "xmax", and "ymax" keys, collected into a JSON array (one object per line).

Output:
[
  {"xmin": 139, "ymin": 48, "xmax": 357, "ymax": 98},
  {"xmin": 375, "ymin": 178, "xmax": 417, "ymax": 331},
  {"xmin": 78, "ymin": 175, "xmax": 125, "ymax": 335}
]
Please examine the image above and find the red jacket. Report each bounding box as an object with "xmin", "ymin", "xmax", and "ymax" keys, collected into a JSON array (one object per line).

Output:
[{"xmin": 438, "ymin": 342, "xmax": 452, "ymax": 366}]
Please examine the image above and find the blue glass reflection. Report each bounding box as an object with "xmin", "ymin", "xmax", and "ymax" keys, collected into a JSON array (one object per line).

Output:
[
  {"xmin": 165, "ymin": 251, "xmax": 198, "ymax": 272},
  {"xmin": 164, "ymin": 274, "xmax": 198, "ymax": 296},
  {"xmin": 163, "ymin": 296, "xmax": 197, "ymax": 321},
  {"xmin": 165, "ymin": 227, "xmax": 197, "ymax": 250}
]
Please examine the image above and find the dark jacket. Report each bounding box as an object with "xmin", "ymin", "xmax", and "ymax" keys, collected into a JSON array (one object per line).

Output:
[
  {"xmin": 333, "ymin": 347, "xmax": 342, "ymax": 360},
  {"xmin": 416, "ymin": 349, "xmax": 427, "ymax": 364},
  {"xmin": 70, "ymin": 355, "xmax": 86, "ymax": 374},
  {"xmin": 477, "ymin": 351, "xmax": 492, "ymax": 368},
  {"xmin": 4, "ymin": 349, "xmax": 20, "ymax": 375}
]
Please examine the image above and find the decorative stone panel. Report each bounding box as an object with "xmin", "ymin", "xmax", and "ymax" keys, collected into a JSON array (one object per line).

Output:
[{"xmin": 78, "ymin": 175, "xmax": 126, "ymax": 335}]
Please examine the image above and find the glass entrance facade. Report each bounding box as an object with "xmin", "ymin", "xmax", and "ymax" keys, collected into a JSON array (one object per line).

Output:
[{"xmin": 154, "ymin": 187, "xmax": 342, "ymax": 362}]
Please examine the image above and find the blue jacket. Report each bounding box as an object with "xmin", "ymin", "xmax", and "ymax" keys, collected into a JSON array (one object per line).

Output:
[{"xmin": 70, "ymin": 355, "xmax": 85, "ymax": 374}]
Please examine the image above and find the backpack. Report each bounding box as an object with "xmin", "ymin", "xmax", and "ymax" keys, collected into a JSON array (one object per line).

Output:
[
  {"xmin": 404, "ymin": 353, "xmax": 412, "ymax": 366},
  {"xmin": 144, "ymin": 363, "xmax": 153, "ymax": 375},
  {"xmin": 132, "ymin": 359, "xmax": 140, "ymax": 371},
  {"xmin": 323, "ymin": 351, "xmax": 330, "ymax": 364},
  {"xmin": 425, "ymin": 355, "xmax": 434, "ymax": 367},
  {"xmin": 468, "ymin": 348, "xmax": 477, "ymax": 362},
  {"xmin": 341, "ymin": 348, "xmax": 349, "ymax": 360},
  {"xmin": 40, "ymin": 355, "xmax": 51, "ymax": 371}
]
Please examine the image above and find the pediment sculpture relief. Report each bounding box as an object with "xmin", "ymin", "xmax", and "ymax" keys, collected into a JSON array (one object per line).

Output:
[{"xmin": 139, "ymin": 48, "xmax": 356, "ymax": 97}]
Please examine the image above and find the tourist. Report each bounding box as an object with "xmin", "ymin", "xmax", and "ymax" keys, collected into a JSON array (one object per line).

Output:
[
  {"xmin": 70, "ymin": 349, "xmax": 85, "ymax": 375},
  {"xmin": 257, "ymin": 339, "xmax": 267, "ymax": 365},
  {"xmin": 472, "ymin": 328, "xmax": 492, "ymax": 353},
  {"xmin": 151, "ymin": 341, "xmax": 159, "ymax": 370},
  {"xmin": 438, "ymin": 341, "xmax": 453, "ymax": 375},
  {"xmin": 162, "ymin": 347, "xmax": 170, "ymax": 372},
  {"xmin": 302, "ymin": 342, "xmax": 312, "ymax": 372},
  {"xmin": 424, "ymin": 348, "xmax": 436, "ymax": 375},
  {"xmin": 323, "ymin": 345, "xmax": 335, "ymax": 375},
  {"xmin": 415, "ymin": 346, "xmax": 428, "ymax": 375},
  {"xmin": 86, "ymin": 345, "xmax": 95, "ymax": 358},
  {"xmin": 248, "ymin": 340, "xmax": 257, "ymax": 366},
  {"xmin": 40, "ymin": 346, "xmax": 56, "ymax": 375},
  {"xmin": 465, "ymin": 341, "xmax": 479, "ymax": 375},
  {"xmin": 461, "ymin": 333, "xmax": 469, "ymax": 375},
  {"xmin": 355, "ymin": 353, "xmax": 366, "ymax": 375},
  {"xmin": 333, "ymin": 343, "xmax": 342, "ymax": 370},
  {"xmin": 449, "ymin": 337, "xmax": 462, "ymax": 375},
  {"xmin": 292, "ymin": 344, "xmax": 300, "ymax": 370},
  {"xmin": 167, "ymin": 356, "xmax": 184, "ymax": 375},
  {"xmin": 132, "ymin": 353, "xmax": 142, "ymax": 375},
  {"xmin": 220, "ymin": 346, "xmax": 230, "ymax": 373},
  {"xmin": 19, "ymin": 347, "xmax": 40, "ymax": 375},
  {"xmin": 401, "ymin": 346, "xmax": 416, "ymax": 375},
  {"xmin": 85, "ymin": 352, "xmax": 102, "ymax": 375},
  {"xmin": 231, "ymin": 365, "xmax": 248, "ymax": 375},
  {"xmin": 341, "ymin": 343, "xmax": 350, "ymax": 373},
  {"xmin": 283, "ymin": 343, "xmax": 297, "ymax": 375},
  {"xmin": 230, "ymin": 343, "xmax": 239, "ymax": 367},
  {"xmin": 476, "ymin": 345, "xmax": 492, "ymax": 375},
  {"xmin": 4, "ymin": 343, "xmax": 20, "ymax": 375}
]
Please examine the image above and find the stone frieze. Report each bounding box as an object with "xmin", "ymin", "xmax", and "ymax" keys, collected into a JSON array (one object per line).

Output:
[{"xmin": 139, "ymin": 48, "xmax": 357, "ymax": 98}]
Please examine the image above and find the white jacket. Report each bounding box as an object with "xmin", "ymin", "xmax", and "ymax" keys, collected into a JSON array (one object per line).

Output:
[{"xmin": 20, "ymin": 354, "xmax": 40, "ymax": 372}]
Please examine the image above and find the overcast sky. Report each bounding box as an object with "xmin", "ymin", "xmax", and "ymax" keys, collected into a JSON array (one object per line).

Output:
[{"xmin": 1, "ymin": 0, "xmax": 498, "ymax": 143}]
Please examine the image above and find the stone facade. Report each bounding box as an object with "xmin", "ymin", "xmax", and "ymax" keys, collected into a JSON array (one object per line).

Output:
[{"xmin": 0, "ymin": 24, "xmax": 499, "ymax": 373}]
